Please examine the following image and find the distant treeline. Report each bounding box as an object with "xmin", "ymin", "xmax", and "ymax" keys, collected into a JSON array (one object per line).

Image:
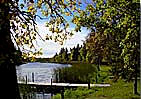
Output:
[{"xmin": 48, "ymin": 43, "xmax": 107, "ymax": 65}]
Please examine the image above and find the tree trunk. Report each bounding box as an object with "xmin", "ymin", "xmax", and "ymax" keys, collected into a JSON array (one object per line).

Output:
[
  {"xmin": 0, "ymin": 60, "xmax": 21, "ymax": 99},
  {"xmin": 0, "ymin": 2, "xmax": 21, "ymax": 99}
]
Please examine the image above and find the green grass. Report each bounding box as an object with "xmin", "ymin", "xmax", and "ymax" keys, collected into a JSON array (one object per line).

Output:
[
  {"xmin": 53, "ymin": 87, "xmax": 94, "ymax": 99},
  {"xmin": 53, "ymin": 65, "xmax": 140, "ymax": 99},
  {"xmin": 88, "ymin": 79, "xmax": 140, "ymax": 99},
  {"xmin": 53, "ymin": 79, "xmax": 140, "ymax": 99},
  {"xmin": 100, "ymin": 65, "xmax": 111, "ymax": 72}
]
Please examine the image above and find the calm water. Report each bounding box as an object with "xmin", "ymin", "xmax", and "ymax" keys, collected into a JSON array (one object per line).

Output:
[
  {"xmin": 16, "ymin": 62, "xmax": 71, "ymax": 99},
  {"xmin": 16, "ymin": 62, "xmax": 71, "ymax": 83}
]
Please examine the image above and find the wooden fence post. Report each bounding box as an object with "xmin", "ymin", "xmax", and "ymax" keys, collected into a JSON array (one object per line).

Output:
[
  {"xmin": 25, "ymin": 75, "xmax": 28, "ymax": 84},
  {"xmin": 88, "ymin": 80, "xmax": 90, "ymax": 89},
  {"xmin": 61, "ymin": 87, "xmax": 64, "ymax": 99},
  {"xmin": 51, "ymin": 78, "xmax": 53, "ymax": 85},
  {"xmin": 51, "ymin": 78, "xmax": 53, "ymax": 97},
  {"xmin": 32, "ymin": 72, "xmax": 34, "ymax": 82}
]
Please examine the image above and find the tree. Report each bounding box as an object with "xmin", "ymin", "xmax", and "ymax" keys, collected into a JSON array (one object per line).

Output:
[
  {"xmin": 65, "ymin": 48, "xmax": 69, "ymax": 61},
  {"xmin": 69, "ymin": 44, "xmax": 80, "ymax": 61},
  {"xmin": 70, "ymin": 47, "xmax": 76, "ymax": 61},
  {"xmin": 53, "ymin": 53, "xmax": 58, "ymax": 61},
  {"xmin": 86, "ymin": 51, "xmax": 92, "ymax": 63},
  {"xmin": 0, "ymin": 0, "xmax": 81, "ymax": 98},
  {"xmin": 86, "ymin": 32, "xmax": 109, "ymax": 70},
  {"xmin": 72, "ymin": 0, "xmax": 140, "ymax": 94},
  {"xmin": 79, "ymin": 43, "xmax": 87, "ymax": 62},
  {"xmin": 75, "ymin": 44, "xmax": 80, "ymax": 61},
  {"xmin": 53, "ymin": 48, "xmax": 69, "ymax": 62},
  {"xmin": 0, "ymin": 1, "xmax": 21, "ymax": 98}
]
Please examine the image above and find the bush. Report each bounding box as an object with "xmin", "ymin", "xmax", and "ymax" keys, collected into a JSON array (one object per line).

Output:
[{"xmin": 54, "ymin": 63, "xmax": 98, "ymax": 83}]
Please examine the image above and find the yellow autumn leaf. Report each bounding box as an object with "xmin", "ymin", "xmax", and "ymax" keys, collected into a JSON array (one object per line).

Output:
[
  {"xmin": 28, "ymin": 6, "xmax": 33, "ymax": 10},
  {"xmin": 65, "ymin": 12, "xmax": 70, "ymax": 16},
  {"xmin": 54, "ymin": 28, "xmax": 59, "ymax": 33},
  {"xmin": 65, "ymin": 23, "xmax": 69, "ymax": 28},
  {"xmin": 78, "ymin": 8, "xmax": 81, "ymax": 12},
  {"xmin": 25, "ymin": 37, "xmax": 30, "ymax": 40},
  {"xmin": 72, "ymin": 6, "xmax": 76, "ymax": 11},
  {"xmin": 73, "ymin": 18, "xmax": 79, "ymax": 24}
]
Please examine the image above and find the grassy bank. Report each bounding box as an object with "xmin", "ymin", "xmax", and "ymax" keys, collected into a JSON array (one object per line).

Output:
[
  {"xmin": 53, "ymin": 63, "xmax": 98, "ymax": 83},
  {"xmin": 88, "ymin": 79, "xmax": 140, "ymax": 99},
  {"xmin": 53, "ymin": 79, "xmax": 140, "ymax": 99},
  {"xmin": 53, "ymin": 65, "xmax": 140, "ymax": 99}
]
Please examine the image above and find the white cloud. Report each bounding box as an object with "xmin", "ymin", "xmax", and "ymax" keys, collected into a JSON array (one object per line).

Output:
[
  {"xmin": 35, "ymin": 23, "xmax": 61, "ymax": 58},
  {"xmin": 36, "ymin": 23, "xmax": 89, "ymax": 58},
  {"xmin": 63, "ymin": 30, "xmax": 89, "ymax": 49}
]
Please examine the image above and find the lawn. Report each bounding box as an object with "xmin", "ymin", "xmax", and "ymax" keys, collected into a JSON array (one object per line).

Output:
[
  {"xmin": 53, "ymin": 65, "xmax": 140, "ymax": 99},
  {"xmin": 87, "ymin": 79, "xmax": 140, "ymax": 99},
  {"xmin": 53, "ymin": 79, "xmax": 140, "ymax": 99}
]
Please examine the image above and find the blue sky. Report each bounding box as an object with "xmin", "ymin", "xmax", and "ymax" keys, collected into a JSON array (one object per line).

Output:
[
  {"xmin": 33, "ymin": 1, "xmax": 91, "ymax": 58},
  {"xmin": 18, "ymin": 0, "xmax": 91, "ymax": 58}
]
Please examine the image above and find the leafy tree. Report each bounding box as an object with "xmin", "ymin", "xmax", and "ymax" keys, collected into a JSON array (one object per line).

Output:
[
  {"xmin": 75, "ymin": 44, "xmax": 80, "ymax": 61},
  {"xmin": 53, "ymin": 48, "xmax": 69, "ymax": 62},
  {"xmin": 86, "ymin": 51, "xmax": 92, "ymax": 63},
  {"xmin": 53, "ymin": 53, "xmax": 58, "ymax": 61},
  {"xmin": 72, "ymin": 0, "xmax": 140, "ymax": 94},
  {"xmin": 86, "ymin": 32, "xmax": 109, "ymax": 70},
  {"xmin": 55, "ymin": 55, "xmax": 62, "ymax": 62},
  {"xmin": 61, "ymin": 52, "xmax": 66, "ymax": 62},
  {"xmin": 68, "ymin": 53, "xmax": 71, "ymax": 61},
  {"xmin": 69, "ymin": 44, "xmax": 81, "ymax": 61},
  {"xmin": 54, "ymin": 43, "xmax": 89, "ymax": 62},
  {"xmin": 65, "ymin": 48, "xmax": 69, "ymax": 61},
  {"xmin": 79, "ymin": 43, "xmax": 87, "ymax": 62},
  {"xmin": 0, "ymin": 0, "xmax": 82, "ymax": 98},
  {"xmin": 70, "ymin": 47, "xmax": 76, "ymax": 61},
  {"xmin": 59, "ymin": 48, "xmax": 65, "ymax": 56},
  {"xmin": 1, "ymin": 0, "xmax": 139, "ymax": 98}
]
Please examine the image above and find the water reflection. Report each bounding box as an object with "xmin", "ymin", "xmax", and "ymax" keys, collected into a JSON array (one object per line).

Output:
[
  {"xmin": 17, "ymin": 62, "xmax": 71, "ymax": 99},
  {"xmin": 21, "ymin": 93, "xmax": 52, "ymax": 99}
]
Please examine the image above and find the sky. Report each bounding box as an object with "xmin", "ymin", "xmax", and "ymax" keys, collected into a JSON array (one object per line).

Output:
[
  {"xmin": 36, "ymin": 22, "xmax": 90, "ymax": 58},
  {"xmin": 18, "ymin": 0, "xmax": 91, "ymax": 58}
]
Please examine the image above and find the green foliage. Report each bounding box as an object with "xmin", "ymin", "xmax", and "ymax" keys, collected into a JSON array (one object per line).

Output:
[
  {"xmin": 53, "ymin": 67, "xmax": 140, "ymax": 99},
  {"xmin": 53, "ymin": 48, "xmax": 69, "ymax": 62},
  {"xmin": 64, "ymin": 87, "xmax": 94, "ymax": 99},
  {"xmin": 53, "ymin": 44, "xmax": 87, "ymax": 63},
  {"xmin": 86, "ymin": 51, "xmax": 93, "ymax": 63},
  {"xmin": 90, "ymin": 79, "xmax": 140, "ymax": 99},
  {"xmin": 0, "ymin": 0, "xmax": 83, "ymax": 62},
  {"xmin": 54, "ymin": 87, "xmax": 94, "ymax": 99},
  {"xmin": 1, "ymin": 0, "xmax": 140, "ymax": 97},
  {"xmin": 79, "ymin": 44, "xmax": 87, "ymax": 62},
  {"xmin": 71, "ymin": 0, "xmax": 140, "ymax": 81},
  {"xmin": 52, "ymin": 43, "xmax": 103, "ymax": 64},
  {"xmin": 70, "ymin": 44, "xmax": 80, "ymax": 61},
  {"xmin": 54, "ymin": 63, "xmax": 98, "ymax": 83}
]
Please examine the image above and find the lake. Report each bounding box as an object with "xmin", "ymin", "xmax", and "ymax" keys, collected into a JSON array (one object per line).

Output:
[
  {"xmin": 16, "ymin": 62, "xmax": 71, "ymax": 99},
  {"xmin": 16, "ymin": 62, "xmax": 71, "ymax": 83}
]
